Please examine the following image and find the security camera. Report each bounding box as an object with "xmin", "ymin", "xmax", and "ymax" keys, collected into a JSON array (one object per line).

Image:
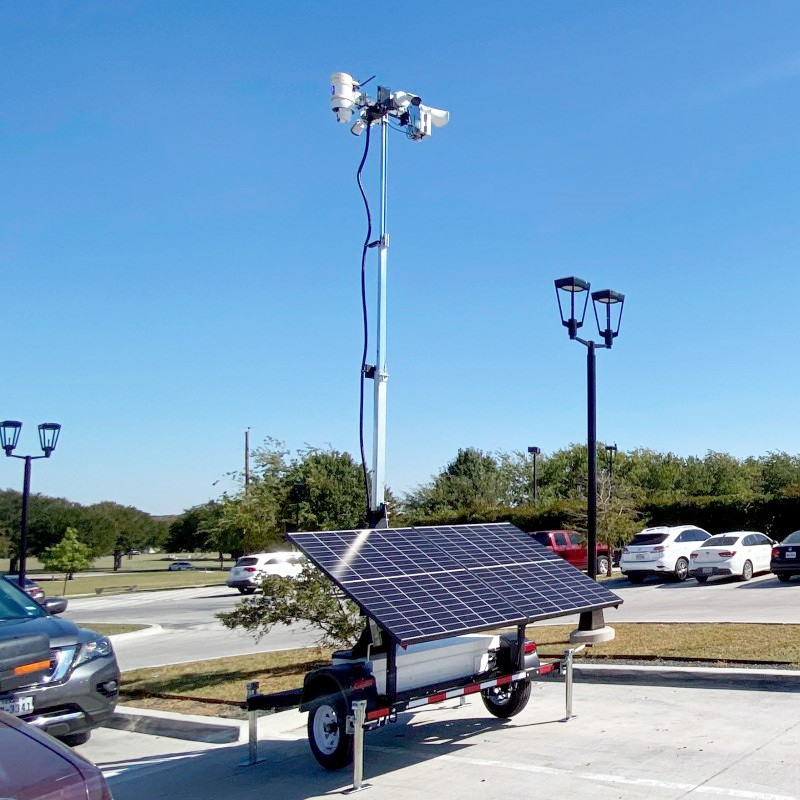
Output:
[
  {"xmin": 330, "ymin": 72, "xmax": 360, "ymax": 124},
  {"xmin": 350, "ymin": 116, "xmax": 368, "ymax": 136}
]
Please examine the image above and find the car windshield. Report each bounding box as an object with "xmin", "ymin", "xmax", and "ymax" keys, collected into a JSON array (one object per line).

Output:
[
  {"xmin": 702, "ymin": 535, "xmax": 739, "ymax": 547},
  {"xmin": 236, "ymin": 557, "xmax": 259, "ymax": 567},
  {"xmin": 0, "ymin": 579, "xmax": 45, "ymax": 622},
  {"xmin": 782, "ymin": 531, "xmax": 800, "ymax": 545},
  {"xmin": 629, "ymin": 532, "xmax": 668, "ymax": 546},
  {"xmin": 531, "ymin": 532, "xmax": 551, "ymax": 546}
]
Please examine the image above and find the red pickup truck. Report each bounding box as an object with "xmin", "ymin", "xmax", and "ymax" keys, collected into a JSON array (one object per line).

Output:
[{"xmin": 530, "ymin": 530, "xmax": 611, "ymax": 574}]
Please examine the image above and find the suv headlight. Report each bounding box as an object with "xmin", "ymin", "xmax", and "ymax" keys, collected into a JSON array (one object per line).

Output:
[{"xmin": 74, "ymin": 637, "xmax": 113, "ymax": 668}]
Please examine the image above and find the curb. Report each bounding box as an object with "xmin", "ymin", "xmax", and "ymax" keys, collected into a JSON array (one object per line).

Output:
[
  {"xmin": 64, "ymin": 582, "xmax": 228, "ymax": 600},
  {"xmin": 571, "ymin": 662, "xmax": 800, "ymax": 691},
  {"xmin": 104, "ymin": 706, "xmax": 242, "ymax": 744},
  {"xmin": 108, "ymin": 624, "xmax": 163, "ymax": 642}
]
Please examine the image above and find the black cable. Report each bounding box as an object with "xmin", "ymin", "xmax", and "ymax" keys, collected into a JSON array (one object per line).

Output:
[{"xmin": 356, "ymin": 123, "xmax": 372, "ymax": 516}]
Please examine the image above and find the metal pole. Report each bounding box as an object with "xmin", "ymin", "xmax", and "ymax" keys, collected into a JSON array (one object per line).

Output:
[
  {"xmin": 370, "ymin": 116, "xmax": 389, "ymax": 526},
  {"xmin": 533, "ymin": 450, "xmax": 538, "ymax": 504},
  {"xmin": 564, "ymin": 648, "xmax": 574, "ymax": 719},
  {"xmin": 562, "ymin": 644, "xmax": 584, "ymax": 720},
  {"xmin": 243, "ymin": 680, "xmax": 261, "ymax": 766},
  {"xmin": 19, "ymin": 456, "xmax": 31, "ymax": 587},
  {"xmin": 244, "ymin": 428, "xmax": 250, "ymax": 492},
  {"xmin": 587, "ymin": 342, "xmax": 597, "ymax": 580},
  {"xmin": 350, "ymin": 700, "xmax": 368, "ymax": 792}
]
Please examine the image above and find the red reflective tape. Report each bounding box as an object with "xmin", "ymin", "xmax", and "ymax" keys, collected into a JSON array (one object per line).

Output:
[
  {"xmin": 427, "ymin": 692, "xmax": 447, "ymax": 704},
  {"xmin": 496, "ymin": 675, "xmax": 513, "ymax": 686},
  {"xmin": 366, "ymin": 707, "xmax": 390, "ymax": 721},
  {"xmin": 464, "ymin": 684, "xmax": 482, "ymax": 695}
]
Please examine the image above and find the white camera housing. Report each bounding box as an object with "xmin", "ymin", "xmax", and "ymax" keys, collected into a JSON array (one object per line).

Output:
[
  {"xmin": 330, "ymin": 72, "xmax": 359, "ymax": 124},
  {"xmin": 406, "ymin": 103, "xmax": 450, "ymax": 140}
]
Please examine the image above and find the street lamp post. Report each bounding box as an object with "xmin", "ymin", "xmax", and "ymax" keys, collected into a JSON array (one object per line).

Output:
[
  {"xmin": 0, "ymin": 421, "xmax": 61, "ymax": 587},
  {"xmin": 527, "ymin": 446, "xmax": 541, "ymax": 504},
  {"xmin": 554, "ymin": 277, "xmax": 624, "ymax": 582},
  {"xmin": 606, "ymin": 443, "xmax": 618, "ymax": 491}
]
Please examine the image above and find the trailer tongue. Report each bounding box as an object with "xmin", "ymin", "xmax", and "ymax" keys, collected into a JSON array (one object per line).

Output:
[{"xmin": 247, "ymin": 522, "xmax": 622, "ymax": 772}]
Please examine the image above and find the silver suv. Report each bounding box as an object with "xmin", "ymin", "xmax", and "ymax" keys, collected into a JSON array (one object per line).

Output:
[
  {"xmin": 0, "ymin": 577, "xmax": 119, "ymax": 745},
  {"xmin": 620, "ymin": 525, "xmax": 711, "ymax": 583}
]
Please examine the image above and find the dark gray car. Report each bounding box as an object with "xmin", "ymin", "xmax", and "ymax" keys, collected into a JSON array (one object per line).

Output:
[{"xmin": 0, "ymin": 578, "xmax": 119, "ymax": 745}]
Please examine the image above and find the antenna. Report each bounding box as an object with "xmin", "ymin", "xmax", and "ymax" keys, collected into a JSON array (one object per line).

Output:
[{"xmin": 329, "ymin": 72, "xmax": 450, "ymax": 528}]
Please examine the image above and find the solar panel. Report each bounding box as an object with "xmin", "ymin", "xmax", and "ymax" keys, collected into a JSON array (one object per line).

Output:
[{"xmin": 289, "ymin": 522, "xmax": 622, "ymax": 645}]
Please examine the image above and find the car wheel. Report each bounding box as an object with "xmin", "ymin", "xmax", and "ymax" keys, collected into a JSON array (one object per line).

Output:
[
  {"xmin": 596, "ymin": 555, "xmax": 610, "ymax": 576},
  {"xmin": 673, "ymin": 558, "xmax": 689, "ymax": 582},
  {"xmin": 740, "ymin": 560, "xmax": 753, "ymax": 582},
  {"xmin": 776, "ymin": 574, "xmax": 792, "ymax": 583},
  {"xmin": 307, "ymin": 696, "xmax": 353, "ymax": 770},
  {"xmin": 695, "ymin": 575, "xmax": 709, "ymax": 584},
  {"xmin": 481, "ymin": 678, "xmax": 532, "ymax": 719},
  {"xmin": 242, "ymin": 587, "xmax": 256, "ymax": 595},
  {"xmin": 60, "ymin": 730, "xmax": 91, "ymax": 747},
  {"xmin": 627, "ymin": 573, "xmax": 646, "ymax": 584}
]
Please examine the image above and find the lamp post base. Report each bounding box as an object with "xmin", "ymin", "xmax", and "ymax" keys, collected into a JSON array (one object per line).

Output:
[{"xmin": 569, "ymin": 609, "xmax": 616, "ymax": 644}]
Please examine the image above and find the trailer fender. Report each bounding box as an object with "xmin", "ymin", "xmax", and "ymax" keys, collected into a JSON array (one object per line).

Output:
[{"xmin": 300, "ymin": 664, "xmax": 374, "ymax": 713}]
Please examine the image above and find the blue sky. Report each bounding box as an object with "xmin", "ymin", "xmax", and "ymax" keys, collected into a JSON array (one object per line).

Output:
[{"xmin": 2, "ymin": 1, "xmax": 800, "ymax": 515}]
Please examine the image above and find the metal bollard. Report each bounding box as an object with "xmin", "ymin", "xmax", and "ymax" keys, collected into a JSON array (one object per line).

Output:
[
  {"xmin": 241, "ymin": 680, "xmax": 264, "ymax": 766},
  {"xmin": 562, "ymin": 644, "xmax": 585, "ymax": 721},
  {"xmin": 345, "ymin": 700, "xmax": 370, "ymax": 793}
]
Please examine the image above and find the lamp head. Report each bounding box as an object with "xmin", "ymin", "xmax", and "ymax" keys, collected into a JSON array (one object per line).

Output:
[
  {"xmin": 0, "ymin": 421, "xmax": 21, "ymax": 456},
  {"xmin": 591, "ymin": 289, "xmax": 625, "ymax": 347},
  {"xmin": 527, "ymin": 446, "xmax": 541, "ymax": 456},
  {"xmin": 38, "ymin": 423, "xmax": 61, "ymax": 457},
  {"xmin": 554, "ymin": 277, "xmax": 590, "ymax": 338}
]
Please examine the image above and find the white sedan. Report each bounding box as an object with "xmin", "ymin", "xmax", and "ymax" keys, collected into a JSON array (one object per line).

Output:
[
  {"xmin": 688, "ymin": 531, "xmax": 774, "ymax": 583},
  {"xmin": 167, "ymin": 560, "xmax": 194, "ymax": 571}
]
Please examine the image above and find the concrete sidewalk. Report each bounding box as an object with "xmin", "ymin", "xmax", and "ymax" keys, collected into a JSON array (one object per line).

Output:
[{"xmin": 80, "ymin": 679, "xmax": 800, "ymax": 800}]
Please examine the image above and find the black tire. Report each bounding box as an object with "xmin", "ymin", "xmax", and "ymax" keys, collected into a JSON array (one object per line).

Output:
[
  {"xmin": 596, "ymin": 555, "xmax": 610, "ymax": 576},
  {"xmin": 241, "ymin": 587, "xmax": 256, "ymax": 595},
  {"xmin": 307, "ymin": 696, "xmax": 353, "ymax": 770},
  {"xmin": 740, "ymin": 560, "xmax": 753, "ymax": 582},
  {"xmin": 60, "ymin": 730, "xmax": 91, "ymax": 747},
  {"xmin": 695, "ymin": 575, "xmax": 709, "ymax": 584},
  {"xmin": 481, "ymin": 679, "xmax": 531, "ymax": 719},
  {"xmin": 673, "ymin": 558, "xmax": 689, "ymax": 582},
  {"xmin": 627, "ymin": 573, "xmax": 646, "ymax": 584},
  {"xmin": 776, "ymin": 574, "xmax": 792, "ymax": 583}
]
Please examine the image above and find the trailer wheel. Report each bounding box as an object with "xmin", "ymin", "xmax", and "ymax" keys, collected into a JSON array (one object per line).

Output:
[
  {"xmin": 307, "ymin": 696, "xmax": 353, "ymax": 770},
  {"xmin": 481, "ymin": 679, "xmax": 531, "ymax": 719}
]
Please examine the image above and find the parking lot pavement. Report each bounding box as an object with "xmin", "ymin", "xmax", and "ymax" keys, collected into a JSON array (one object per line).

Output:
[{"xmin": 80, "ymin": 679, "xmax": 800, "ymax": 800}]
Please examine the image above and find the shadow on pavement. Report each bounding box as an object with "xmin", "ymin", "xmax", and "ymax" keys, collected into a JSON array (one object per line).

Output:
[{"xmin": 105, "ymin": 709, "xmax": 565, "ymax": 800}]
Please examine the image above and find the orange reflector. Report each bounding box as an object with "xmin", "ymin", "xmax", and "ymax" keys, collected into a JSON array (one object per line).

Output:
[{"xmin": 13, "ymin": 659, "xmax": 49, "ymax": 676}]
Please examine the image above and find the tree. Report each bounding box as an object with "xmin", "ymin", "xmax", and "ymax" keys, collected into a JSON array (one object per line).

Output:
[
  {"xmin": 41, "ymin": 528, "xmax": 93, "ymax": 594},
  {"xmin": 217, "ymin": 563, "xmax": 362, "ymax": 648}
]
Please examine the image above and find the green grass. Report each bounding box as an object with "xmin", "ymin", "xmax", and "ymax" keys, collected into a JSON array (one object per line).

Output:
[
  {"xmin": 1, "ymin": 551, "xmax": 235, "ymax": 596},
  {"xmin": 80, "ymin": 622, "xmax": 149, "ymax": 636},
  {"xmin": 40, "ymin": 569, "xmax": 228, "ymax": 597},
  {"xmin": 118, "ymin": 623, "xmax": 800, "ymax": 719}
]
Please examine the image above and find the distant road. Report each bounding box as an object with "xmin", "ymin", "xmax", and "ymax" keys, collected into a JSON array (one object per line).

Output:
[
  {"xmin": 64, "ymin": 585, "xmax": 320, "ymax": 670},
  {"xmin": 63, "ymin": 572, "xmax": 800, "ymax": 669}
]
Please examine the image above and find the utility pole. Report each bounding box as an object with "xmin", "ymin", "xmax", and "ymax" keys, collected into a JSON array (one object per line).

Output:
[{"xmin": 244, "ymin": 427, "xmax": 251, "ymax": 492}]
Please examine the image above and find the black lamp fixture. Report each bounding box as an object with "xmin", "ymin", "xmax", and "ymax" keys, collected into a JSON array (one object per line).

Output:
[
  {"xmin": 527, "ymin": 446, "xmax": 541, "ymax": 503},
  {"xmin": 554, "ymin": 276, "xmax": 625, "ymax": 584},
  {"xmin": 1, "ymin": 420, "xmax": 62, "ymax": 587}
]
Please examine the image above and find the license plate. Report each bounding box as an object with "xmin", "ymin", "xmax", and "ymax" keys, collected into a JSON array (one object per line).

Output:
[
  {"xmin": 702, "ymin": 568, "xmax": 712, "ymax": 574},
  {"xmin": 0, "ymin": 696, "xmax": 34, "ymax": 716},
  {"xmin": 636, "ymin": 554, "xmax": 646, "ymax": 560},
  {"xmin": 787, "ymin": 552, "xmax": 797, "ymax": 559}
]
